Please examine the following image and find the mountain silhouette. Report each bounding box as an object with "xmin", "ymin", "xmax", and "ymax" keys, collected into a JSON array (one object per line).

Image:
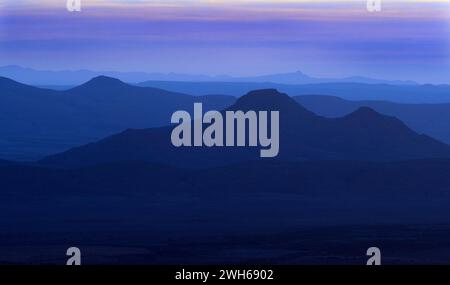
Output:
[
  {"xmin": 235, "ymin": 71, "xmax": 417, "ymax": 85},
  {"xmin": 40, "ymin": 89, "xmax": 450, "ymax": 168},
  {"xmin": 0, "ymin": 76, "xmax": 60, "ymax": 100},
  {"xmin": 295, "ymin": 95, "xmax": 450, "ymax": 145},
  {"xmin": 0, "ymin": 65, "xmax": 417, "ymax": 85},
  {"xmin": 0, "ymin": 76, "xmax": 234, "ymax": 160},
  {"xmin": 229, "ymin": 89, "xmax": 314, "ymax": 116},
  {"xmin": 3, "ymin": 76, "xmax": 450, "ymax": 163},
  {"xmin": 66, "ymin": 75, "xmax": 219, "ymax": 101},
  {"xmin": 138, "ymin": 81, "xmax": 450, "ymax": 103},
  {"xmin": 71, "ymin": 75, "xmax": 128, "ymax": 90}
]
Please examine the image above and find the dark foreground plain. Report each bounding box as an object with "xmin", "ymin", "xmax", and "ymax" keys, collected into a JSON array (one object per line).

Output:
[
  {"xmin": 2, "ymin": 160, "xmax": 450, "ymax": 264},
  {"xmin": 1, "ymin": 224, "xmax": 450, "ymax": 265}
]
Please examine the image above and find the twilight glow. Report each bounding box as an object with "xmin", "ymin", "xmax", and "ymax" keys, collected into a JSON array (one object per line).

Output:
[{"xmin": 0, "ymin": 0, "xmax": 450, "ymax": 83}]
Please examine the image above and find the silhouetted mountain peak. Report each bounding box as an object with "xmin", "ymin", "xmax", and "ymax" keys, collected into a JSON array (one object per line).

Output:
[
  {"xmin": 67, "ymin": 75, "xmax": 134, "ymax": 94},
  {"xmin": 342, "ymin": 106, "xmax": 411, "ymax": 133},
  {"xmin": 83, "ymin": 76, "xmax": 127, "ymax": 87},
  {"xmin": 351, "ymin": 106, "xmax": 380, "ymax": 116},
  {"xmin": 343, "ymin": 107, "xmax": 394, "ymax": 122},
  {"xmin": 230, "ymin": 89, "xmax": 316, "ymax": 117},
  {"xmin": 40, "ymin": 85, "xmax": 450, "ymax": 168},
  {"xmin": 249, "ymin": 88, "xmax": 282, "ymax": 95}
]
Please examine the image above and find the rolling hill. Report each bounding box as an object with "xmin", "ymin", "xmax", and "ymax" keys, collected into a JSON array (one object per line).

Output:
[
  {"xmin": 40, "ymin": 89, "xmax": 450, "ymax": 168},
  {"xmin": 0, "ymin": 76, "xmax": 234, "ymax": 160},
  {"xmin": 3, "ymin": 75, "xmax": 450, "ymax": 163},
  {"xmin": 0, "ymin": 65, "xmax": 417, "ymax": 86},
  {"xmin": 138, "ymin": 81, "xmax": 450, "ymax": 103},
  {"xmin": 294, "ymin": 95, "xmax": 450, "ymax": 145}
]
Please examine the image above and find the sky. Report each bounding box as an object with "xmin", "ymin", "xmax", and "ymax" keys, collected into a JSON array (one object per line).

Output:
[{"xmin": 0, "ymin": 0, "xmax": 450, "ymax": 83}]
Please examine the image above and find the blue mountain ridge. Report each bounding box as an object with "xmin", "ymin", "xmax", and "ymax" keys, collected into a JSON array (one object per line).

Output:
[
  {"xmin": 137, "ymin": 80, "xmax": 450, "ymax": 103},
  {"xmin": 40, "ymin": 89, "xmax": 450, "ymax": 169},
  {"xmin": 0, "ymin": 65, "xmax": 417, "ymax": 86},
  {"xmin": 0, "ymin": 76, "xmax": 235, "ymax": 160},
  {"xmin": 295, "ymin": 95, "xmax": 450, "ymax": 145}
]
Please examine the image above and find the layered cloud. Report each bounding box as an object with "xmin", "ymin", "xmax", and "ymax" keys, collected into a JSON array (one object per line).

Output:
[{"xmin": 0, "ymin": 0, "xmax": 449, "ymax": 83}]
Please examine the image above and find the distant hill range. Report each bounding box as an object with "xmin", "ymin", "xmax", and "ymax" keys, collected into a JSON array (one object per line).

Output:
[
  {"xmin": 0, "ymin": 76, "xmax": 234, "ymax": 160},
  {"xmin": 295, "ymin": 95, "xmax": 450, "ymax": 146},
  {"xmin": 40, "ymin": 89, "xmax": 450, "ymax": 169},
  {"xmin": 138, "ymin": 81, "xmax": 450, "ymax": 104},
  {"xmin": 5, "ymin": 70, "xmax": 450, "ymax": 265},
  {"xmin": 0, "ymin": 65, "xmax": 417, "ymax": 86},
  {"xmin": 3, "ymin": 75, "xmax": 450, "ymax": 161},
  {"xmin": 3, "ymin": 80, "xmax": 450, "ymax": 255}
]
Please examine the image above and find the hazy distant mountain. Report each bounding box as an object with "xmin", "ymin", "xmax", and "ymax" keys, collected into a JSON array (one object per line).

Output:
[
  {"xmin": 40, "ymin": 89, "xmax": 450, "ymax": 168},
  {"xmin": 138, "ymin": 81, "xmax": 450, "ymax": 104},
  {"xmin": 0, "ymin": 76, "xmax": 234, "ymax": 160},
  {"xmin": 0, "ymin": 65, "xmax": 217, "ymax": 86},
  {"xmin": 0, "ymin": 65, "xmax": 417, "ymax": 86},
  {"xmin": 235, "ymin": 71, "xmax": 417, "ymax": 85},
  {"xmin": 295, "ymin": 95, "xmax": 450, "ymax": 145},
  {"xmin": 3, "ymin": 75, "xmax": 450, "ymax": 162}
]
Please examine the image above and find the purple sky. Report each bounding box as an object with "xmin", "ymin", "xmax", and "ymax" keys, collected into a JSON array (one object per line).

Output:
[{"xmin": 1, "ymin": 0, "xmax": 450, "ymax": 83}]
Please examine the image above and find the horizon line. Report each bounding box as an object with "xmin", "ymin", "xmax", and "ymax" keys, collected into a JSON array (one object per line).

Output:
[{"xmin": 0, "ymin": 64, "xmax": 433, "ymax": 85}]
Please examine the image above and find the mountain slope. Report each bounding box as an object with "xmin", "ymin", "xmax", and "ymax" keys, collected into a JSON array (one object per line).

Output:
[
  {"xmin": 40, "ymin": 89, "xmax": 450, "ymax": 168},
  {"xmin": 236, "ymin": 71, "xmax": 416, "ymax": 85},
  {"xmin": 0, "ymin": 76, "xmax": 234, "ymax": 160},
  {"xmin": 138, "ymin": 81, "xmax": 450, "ymax": 103},
  {"xmin": 295, "ymin": 95, "xmax": 450, "ymax": 145}
]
